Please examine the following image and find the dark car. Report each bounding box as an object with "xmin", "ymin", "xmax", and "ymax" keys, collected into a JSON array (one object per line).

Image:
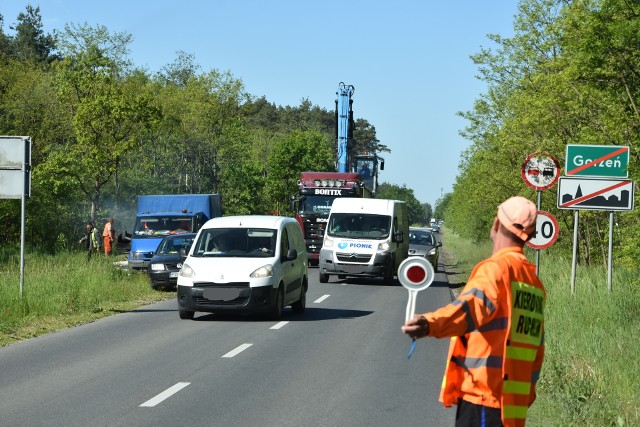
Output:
[
  {"xmin": 147, "ymin": 233, "xmax": 197, "ymax": 290},
  {"xmin": 408, "ymin": 227, "xmax": 441, "ymax": 271}
]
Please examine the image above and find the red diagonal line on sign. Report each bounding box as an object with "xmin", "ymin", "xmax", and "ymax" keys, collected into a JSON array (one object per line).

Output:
[
  {"xmin": 567, "ymin": 146, "xmax": 628, "ymax": 175},
  {"xmin": 561, "ymin": 180, "xmax": 631, "ymax": 207}
]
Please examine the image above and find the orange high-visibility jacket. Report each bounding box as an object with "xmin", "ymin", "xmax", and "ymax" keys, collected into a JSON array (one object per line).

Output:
[
  {"xmin": 423, "ymin": 246, "xmax": 545, "ymax": 427},
  {"xmin": 102, "ymin": 222, "xmax": 114, "ymax": 240}
]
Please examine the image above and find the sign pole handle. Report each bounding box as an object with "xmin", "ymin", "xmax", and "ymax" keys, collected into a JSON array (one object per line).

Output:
[
  {"xmin": 608, "ymin": 211, "xmax": 614, "ymax": 294},
  {"xmin": 571, "ymin": 211, "xmax": 579, "ymax": 294},
  {"xmin": 405, "ymin": 290, "xmax": 417, "ymax": 323}
]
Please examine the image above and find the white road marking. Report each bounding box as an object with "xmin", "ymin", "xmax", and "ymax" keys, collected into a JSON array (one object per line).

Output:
[
  {"xmin": 222, "ymin": 343, "xmax": 253, "ymax": 358},
  {"xmin": 314, "ymin": 294, "xmax": 330, "ymax": 303},
  {"xmin": 140, "ymin": 382, "xmax": 190, "ymax": 407},
  {"xmin": 270, "ymin": 321, "xmax": 289, "ymax": 330}
]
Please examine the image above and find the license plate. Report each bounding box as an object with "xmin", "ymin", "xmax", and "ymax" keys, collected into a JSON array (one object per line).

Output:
[
  {"xmin": 169, "ymin": 272, "xmax": 179, "ymax": 278},
  {"xmin": 203, "ymin": 288, "xmax": 240, "ymax": 301}
]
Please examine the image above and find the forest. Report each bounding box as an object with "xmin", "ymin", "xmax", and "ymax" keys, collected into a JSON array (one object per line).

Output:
[
  {"xmin": 441, "ymin": 0, "xmax": 639, "ymax": 270},
  {"xmin": 2, "ymin": 0, "xmax": 639, "ymax": 271},
  {"xmin": 0, "ymin": 5, "xmax": 434, "ymax": 252}
]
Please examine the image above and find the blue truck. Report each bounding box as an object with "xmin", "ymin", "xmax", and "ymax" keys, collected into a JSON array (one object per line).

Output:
[{"xmin": 127, "ymin": 194, "xmax": 222, "ymax": 270}]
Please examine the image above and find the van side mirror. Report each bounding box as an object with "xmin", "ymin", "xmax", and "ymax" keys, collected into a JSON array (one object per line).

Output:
[
  {"xmin": 179, "ymin": 248, "xmax": 188, "ymax": 260},
  {"xmin": 436, "ymin": 242, "xmax": 442, "ymax": 248},
  {"xmin": 284, "ymin": 248, "xmax": 298, "ymax": 261},
  {"xmin": 394, "ymin": 231, "xmax": 404, "ymax": 243}
]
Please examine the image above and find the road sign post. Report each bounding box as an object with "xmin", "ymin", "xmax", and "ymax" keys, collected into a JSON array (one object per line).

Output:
[{"xmin": 562, "ymin": 145, "xmax": 633, "ymax": 294}]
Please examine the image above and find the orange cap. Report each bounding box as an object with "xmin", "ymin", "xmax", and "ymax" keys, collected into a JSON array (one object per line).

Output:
[{"xmin": 497, "ymin": 196, "xmax": 537, "ymax": 241}]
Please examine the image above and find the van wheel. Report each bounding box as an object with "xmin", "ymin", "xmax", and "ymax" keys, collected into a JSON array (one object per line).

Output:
[
  {"xmin": 179, "ymin": 308, "xmax": 194, "ymax": 320},
  {"xmin": 319, "ymin": 273, "xmax": 329, "ymax": 283},
  {"xmin": 270, "ymin": 286, "xmax": 284, "ymax": 320},
  {"xmin": 292, "ymin": 281, "xmax": 306, "ymax": 314}
]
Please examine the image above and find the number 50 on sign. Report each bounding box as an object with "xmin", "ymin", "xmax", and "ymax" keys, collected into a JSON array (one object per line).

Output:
[{"xmin": 527, "ymin": 211, "xmax": 559, "ymax": 250}]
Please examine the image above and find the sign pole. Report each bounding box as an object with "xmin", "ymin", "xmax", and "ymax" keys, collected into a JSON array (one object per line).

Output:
[
  {"xmin": 571, "ymin": 211, "xmax": 579, "ymax": 294},
  {"xmin": 608, "ymin": 211, "xmax": 614, "ymax": 294},
  {"xmin": 535, "ymin": 192, "xmax": 541, "ymax": 275}
]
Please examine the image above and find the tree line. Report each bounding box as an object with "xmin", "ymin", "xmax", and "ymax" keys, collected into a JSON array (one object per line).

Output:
[
  {"xmin": 444, "ymin": 0, "xmax": 639, "ymax": 270},
  {"xmin": 0, "ymin": 6, "xmax": 432, "ymax": 252}
]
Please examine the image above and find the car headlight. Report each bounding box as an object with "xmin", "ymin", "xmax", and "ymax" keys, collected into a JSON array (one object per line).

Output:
[
  {"xmin": 151, "ymin": 263, "xmax": 165, "ymax": 271},
  {"xmin": 323, "ymin": 237, "xmax": 334, "ymax": 248},
  {"xmin": 250, "ymin": 264, "xmax": 273, "ymax": 278},
  {"xmin": 180, "ymin": 263, "xmax": 194, "ymax": 278},
  {"xmin": 130, "ymin": 252, "xmax": 142, "ymax": 259},
  {"xmin": 428, "ymin": 248, "xmax": 437, "ymax": 256},
  {"xmin": 378, "ymin": 242, "xmax": 390, "ymax": 251}
]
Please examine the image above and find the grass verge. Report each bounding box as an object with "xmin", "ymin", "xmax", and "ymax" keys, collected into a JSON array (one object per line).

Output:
[
  {"xmin": 440, "ymin": 228, "xmax": 639, "ymax": 426},
  {"xmin": 0, "ymin": 250, "xmax": 173, "ymax": 347}
]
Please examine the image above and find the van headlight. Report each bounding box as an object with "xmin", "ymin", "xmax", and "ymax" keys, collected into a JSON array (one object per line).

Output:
[
  {"xmin": 378, "ymin": 242, "xmax": 390, "ymax": 251},
  {"xmin": 151, "ymin": 263, "xmax": 165, "ymax": 271},
  {"xmin": 323, "ymin": 237, "xmax": 334, "ymax": 248},
  {"xmin": 180, "ymin": 263, "xmax": 195, "ymax": 278},
  {"xmin": 251, "ymin": 264, "xmax": 273, "ymax": 278},
  {"xmin": 428, "ymin": 248, "xmax": 437, "ymax": 256}
]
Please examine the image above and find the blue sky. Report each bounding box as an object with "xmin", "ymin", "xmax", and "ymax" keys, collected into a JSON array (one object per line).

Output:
[{"xmin": 2, "ymin": 1, "xmax": 519, "ymax": 206}]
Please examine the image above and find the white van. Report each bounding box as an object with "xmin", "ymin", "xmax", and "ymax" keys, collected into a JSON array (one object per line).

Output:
[
  {"xmin": 319, "ymin": 198, "xmax": 409, "ymax": 283},
  {"xmin": 177, "ymin": 215, "xmax": 308, "ymax": 320}
]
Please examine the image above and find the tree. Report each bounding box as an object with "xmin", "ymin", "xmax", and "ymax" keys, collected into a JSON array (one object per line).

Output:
[
  {"xmin": 11, "ymin": 5, "xmax": 57, "ymax": 63},
  {"xmin": 45, "ymin": 23, "xmax": 158, "ymax": 221},
  {"xmin": 376, "ymin": 182, "xmax": 426, "ymax": 225},
  {"xmin": 265, "ymin": 130, "xmax": 334, "ymax": 213}
]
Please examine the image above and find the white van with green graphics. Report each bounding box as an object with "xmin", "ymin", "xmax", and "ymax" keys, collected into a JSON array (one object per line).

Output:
[{"xmin": 319, "ymin": 198, "xmax": 409, "ymax": 283}]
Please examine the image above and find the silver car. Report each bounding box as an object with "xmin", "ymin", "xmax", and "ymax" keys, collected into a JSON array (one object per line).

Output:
[{"xmin": 408, "ymin": 227, "xmax": 441, "ymax": 271}]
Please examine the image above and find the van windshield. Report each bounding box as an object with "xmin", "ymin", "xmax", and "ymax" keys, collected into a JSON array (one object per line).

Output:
[
  {"xmin": 192, "ymin": 228, "xmax": 276, "ymax": 257},
  {"xmin": 327, "ymin": 214, "xmax": 390, "ymax": 239}
]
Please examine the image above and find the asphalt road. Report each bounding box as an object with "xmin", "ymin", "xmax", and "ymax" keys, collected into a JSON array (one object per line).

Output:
[{"xmin": 0, "ymin": 256, "xmax": 456, "ymax": 427}]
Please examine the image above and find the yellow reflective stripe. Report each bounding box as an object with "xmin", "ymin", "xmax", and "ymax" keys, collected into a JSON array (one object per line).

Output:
[
  {"xmin": 503, "ymin": 404, "xmax": 528, "ymax": 420},
  {"xmin": 506, "ymin": 345, "xmax": 537, "ymax": 362},
  {"xmin": 503, "ymin": 380, "xmax": 531, "ymax": 395}
]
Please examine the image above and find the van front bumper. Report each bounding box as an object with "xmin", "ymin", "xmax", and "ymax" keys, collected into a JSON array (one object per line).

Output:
[
  {"xmin": 177, "ymin": 284, "xmax": 277, "ymax": 314},
  {"xmin": 319, "ymin": 249, "xmax": 392, "ymax": 277}
]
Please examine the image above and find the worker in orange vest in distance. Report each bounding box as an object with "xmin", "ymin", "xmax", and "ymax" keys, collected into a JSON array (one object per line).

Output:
[
  {"xmin": 402, "ymin": 196, "xmax": 545, "ymax": 427},
  {"xmin": 102, "ymin": 218, "xmax": 116, "ymax": 255}
]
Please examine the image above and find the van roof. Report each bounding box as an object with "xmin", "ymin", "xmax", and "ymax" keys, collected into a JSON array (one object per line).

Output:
[
  {"xmin": 201, "ymin": 215, "xmax": 292, "ymax": 229},
  {"xmin": 329, "ymin": 198, "xmax": 404, "ymax": 214}
]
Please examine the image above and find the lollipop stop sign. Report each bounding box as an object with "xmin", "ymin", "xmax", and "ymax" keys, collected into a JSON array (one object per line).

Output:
[{"xmin": 398, "ymin": 257, "xmax": 435, "ymax": 359}]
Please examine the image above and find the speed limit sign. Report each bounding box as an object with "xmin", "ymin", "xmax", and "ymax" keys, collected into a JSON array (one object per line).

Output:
[{"xmin": 527, "ymin": 211, "xmax": 559, "ymax": 250}]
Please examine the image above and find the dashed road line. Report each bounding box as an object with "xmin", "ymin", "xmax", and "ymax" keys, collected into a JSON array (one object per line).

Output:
[
  {"xmin": 270, "ymin": 321, "xmax": 289, "ymax": 330},
  {"xmin": 140, "ymin": 382, "xmax": 190, "ymax": 407},
  {"xmin": 222, "ymin": 343, "xmax": 253, "ymax": 358},
  {"xmin": 314, "ymin": 294, "xmax": 330, "ymax": 303}
]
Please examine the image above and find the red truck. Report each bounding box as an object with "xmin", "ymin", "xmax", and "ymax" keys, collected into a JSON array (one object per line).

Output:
[{"xmin": 290, "ymin": 172, "xmax": 369, "ymax": 265}]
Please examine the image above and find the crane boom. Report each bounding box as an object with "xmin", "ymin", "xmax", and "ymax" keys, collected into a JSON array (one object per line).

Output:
[{"xmin": 336, "ymin": 82, "xmax": 354, "ymax": 173}]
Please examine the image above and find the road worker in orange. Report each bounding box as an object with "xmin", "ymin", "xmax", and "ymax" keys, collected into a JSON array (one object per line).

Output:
[
  {"xmin": 102, "ymin": 218, "xmax": 116, "ymax": 255},
  {"xmin": 402, "ymin": 196, "xmax": 545, "ymax": 427}
]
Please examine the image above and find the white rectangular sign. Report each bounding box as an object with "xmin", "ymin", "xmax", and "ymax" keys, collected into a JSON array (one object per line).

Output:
[
  {"xmin": 557, "ymin": 177, "xmax": 634, "ymax": 211},
  {"xmin": 0, "ymin": 170, "xmax": 25, "ymax": 199},
  {"xmin": 0, "ymin": 137, "xmax": 28, "ymax": 168}
]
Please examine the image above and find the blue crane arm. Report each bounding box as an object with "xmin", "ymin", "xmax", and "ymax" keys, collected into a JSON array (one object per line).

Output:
[{"xmin": 336, "ymin": 83, "xmax": 354, "ymax": 173}]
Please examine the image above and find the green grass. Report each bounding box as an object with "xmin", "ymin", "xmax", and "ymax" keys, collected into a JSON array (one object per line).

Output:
[
  {"xmin": 0, "ymin": 249, "xmax": 173, "ymax": 347},
  {"xmin": 441, "ymin": 228, "xmax": 640, "ymax": 427}
]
